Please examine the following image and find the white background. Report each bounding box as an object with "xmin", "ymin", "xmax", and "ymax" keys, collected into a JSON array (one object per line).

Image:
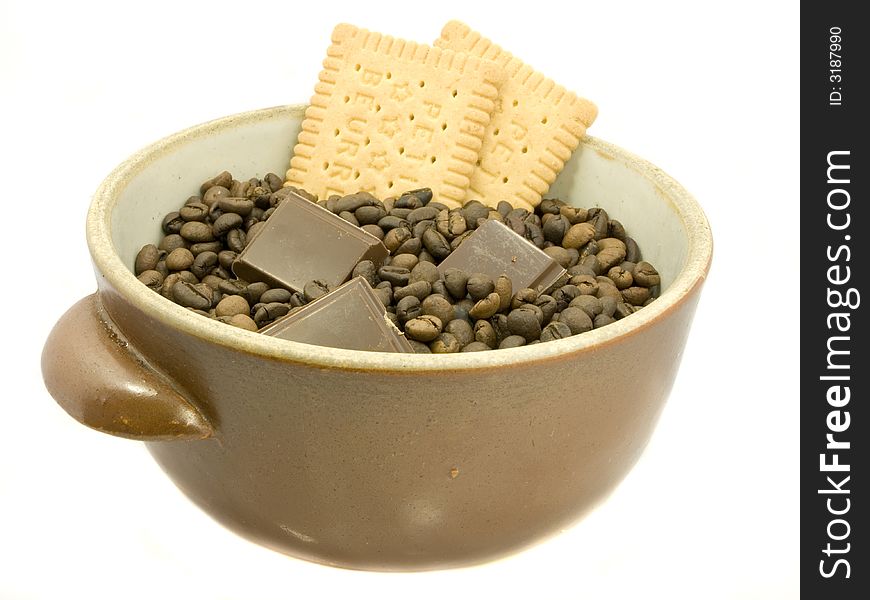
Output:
[{"xmin": 0, "ymin": 1, "xmax": 799, "ymax": 598}]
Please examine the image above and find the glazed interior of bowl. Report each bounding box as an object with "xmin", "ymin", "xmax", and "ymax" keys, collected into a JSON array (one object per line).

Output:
[{"xmin": 89, "ymin": 105, "xmax": 711, "ymax": 369}]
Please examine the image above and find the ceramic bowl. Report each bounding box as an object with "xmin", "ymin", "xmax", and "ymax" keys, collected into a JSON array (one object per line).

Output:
[{"xmin": 42, "ymin": 105, "xmax": 712, "ymax": 570}]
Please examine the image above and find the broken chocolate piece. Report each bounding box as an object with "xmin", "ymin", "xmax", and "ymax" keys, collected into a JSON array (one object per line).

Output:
[
  {"xmin": 437, "ymin": 220, "xmax": 566, "ymax": 292},
  {"xmin": 232, "ymin": 191, "xmax": 388, "ymax": 292},
  {"xmin": 258, "ymin": 277, "xmax": 413, "ymax": 353}
]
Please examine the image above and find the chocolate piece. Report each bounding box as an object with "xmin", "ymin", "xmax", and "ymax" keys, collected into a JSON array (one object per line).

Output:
[
  {"xmin": 232, "ymin": 192, "xmax": 388, "ymax": 292},
  {"xmin": 259, "ymin": 277, "xmax": 413, "ymax": 353},
  {"xmin": 437, "ymin": 220, "xmax": 566, "ymax": 292}
]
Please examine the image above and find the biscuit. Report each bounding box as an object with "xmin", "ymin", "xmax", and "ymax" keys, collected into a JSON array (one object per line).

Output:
[
  {"xmin": 286, "ymin": 23, "xmax": 505, "ymax": 208},
  {"xmin": 435, "ymin": 20, "xmax": 598, "ymax": 210}
]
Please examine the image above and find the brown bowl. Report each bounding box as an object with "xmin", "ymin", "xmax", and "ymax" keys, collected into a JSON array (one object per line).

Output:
[{"xmin": 41, "ymin": 105, "xmax": 712, "ymax": 570}]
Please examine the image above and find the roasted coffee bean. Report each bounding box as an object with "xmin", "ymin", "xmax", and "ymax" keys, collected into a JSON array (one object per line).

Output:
[
  {"xmin": 247, "ymin": 221, "xmax": 267, "ymax": 242},
  {"xmin": 493, "ymin": 275, "xmax": 512, "ymax": 312},
  {"xmin": 338, "ymin": 210, "xmax": 359, "ymax": 226},
  {"xmin": 422, "ymin": 228, "xmax": 451, "ymax": 260},
  {"xmin": 335, "ymin": 192, "xmax": 379, "ymax": 213},
  {"xmin": 607, "ymin": 266, "xmax": 633, "ymax": 289},
  {"xmin": 625, "ymin": 237, "xmax": 641, "ymax": 263},
  {"xmin": 407, "ymin": 206, "xmax": 440, "ymax": 226},
  {"xmin": 543, "ymin": 246, "xmax": 574, "ymax": 269},
  {"xmin": 388, "ymin": 207, "xmax": 413, "ymax": 219},
  {"xmin": 596, "ymin": 279, "xmax": 623, "ymax": 302},
  {"xmin": 289, "ymin": 292, "xmax": 306, "ymax": 307},
  {"xmin": 264, "ymin": 173, "xmax": 283, "ymax": 193},
  {"xmin": 218, "ymin": 197, "xmax": 254, "ymax": 217},
  {"xmin": 354, "ymin": 205, "xmax": 387, "ymax": 225},
  {"xmin": 254, "ymin": 302, "xmax": 291, "ymax": 326},
  {"xmin": 511, "ymin": 287, "xmax": 539, "ymax": 309},
  {"xmin": 390, "ymin": 254, "xmax": 419, "ymax": 271},
  {"xmin": 137, "ymin": 270, "xmax": 164, "ymax": 290},
  {"xmin": 504, "ymin": 214, "xmax": 526, "ymax": 237},
  {"xmin": 165, "ymin": 247, "xmax": 195, "ymax": 271},
  {"xmin": 559, "ymin": 205, "xmax": 587, "ymax": 224},
  {"xmin": 243, "ymin": 282, "xmax": 269, "ymax": 305},
  {"xmin": 596, "ymin": 238, "xmax": 627, "ymax": 270},
  {"xmin": 608, "ymin": 219, "xmax": 627, "ymax": 242},
  {"xmin": 161, "ymin": 211, "xmax": 184, "ymax": 234},
  {"xmin": 395, "ymin": 237, "xmax": 422, "ymax": 256},
  {"xmin": 468, "ymin": 293, "xmax": 501, "ymax": 319},
  {"xmin": 379, "ymin": 215, "xmax": 409, "ymax": 232},
  {"xmin": 352, "ymin": 260, "xmax": 378, "ymax": 287},
  {"xmin": 429, "ymin": 280, "xmax": 450, "ymax": 300},
  {"xmin": 473, "ymin": 319, "xmax": 497, "ymax": 348},
  {"xmin": 521, "ymin": 302, "xmax": 545, "ymax": 325},
  {"xmin": 212, "ymin": 266, "xmax": 232, "ymax": 280},
  {"xmin": 552, "ymin": 285, "xmax": 581, "ymax": 310},
  {"xmin": 190, "ymin": 241, "xmax": 223, "ymax": 256},
  {"xmin": 409, "ymin": 261, "xmax": 439, "ymax": 285},
  {"xmin": 179, "ymin": 202, "xmax": 210, "ymax": 222},
  {"xmin": 396, "ymin": 296, "xmax": 422, "ymax": 324},
  {"xmin": 191, "ymin": 251, "xmax": 218, "ymax": 279},
  {"xmin": 213, "ymin": 212, "xmax": 243, "ymax": 237},
  {"xmin": 393, "ymin": 280, "xmax": 431, "ymax": 301},
  {"xmin": 154, "ymin": 260, "xmax": 169, "ymax": 279},
  {"xmin": 404, "ymin": 315, "xmax": 442, "ymax": 342},
  {"xmin": 450, "ymin": 230, "xmax": 474, "ymax": 250},
  {"xmin": 567, "ymin": 263, "xmax": 597, "ymax": 278},
  {"xmin": 580, "ymin": 254, "xmax": 602, "ymax": 275},
  {"xmin": 201, "ymin": 274, "xmax": 224, "ymax": 290},
  {"xmin": 569, "ymin": 295, "xmax": 603, "ymax": 319},
  {"xmin": 443, "ymin": 268, "xmax": 469, "ymax": 299},
  {"xmin": 384, "ymin": 226, "xmax": 411, "ymax": 252},
  {"xmin": 224, "ymin": 313, "xmax": 257, "ymax": 331},
  {"xmin": 570, "ymin": 274, "xmax": 599, "ymax": 296},
  {"xmin": 135, "ymin": 244, "xmax": 161, "ymax": 275},
  {"xmin": 615, "ymin": 302, "xmax": 634, "ymax": 319},
  {"xmin": 226, "ymin": 228, "xmax": 247, "ymax": 253},
  {"xmin": 444, "ymin": 319, "xmax": 474, "ymax": 347},
  {"xmin": 466, "ymin": 273, "xmax": 495, "ymax": 300},
  {"xmin": 394, "ymin": 193, "xmax": 423, "ymax": 210},
  {"xmin": 260, "ymin": 288, "xmax": 293, "ymax": 304},
  {"xmin": 378, "ymin": 265, "xmax": 411, "ymax": 286},
  {"xmin": 499, "ymin": 335, "xmax": 527, "ymax": 349},
  {"xmin": 486, "ymin": 210, "xmax": 505, "ymax": 223},
  {"xmin": 410, "ymin": 220, "xmax": 433, "ymax": 240},
  {"xmin": 406, "ymin": 188, "xmax": 433, "ymax": 204},
  {"xmin": 507, "ymin": 307, "xmax": 541, "ymax": 342},
  {"xmin": 215, "ymin": 294, "xmax": 250, "ymax": 317},
  {"xmin": 599, "ymin": 295, "xmax": 618, "ymax": 318},
  {"xmin": 558, "ymin": 307, "xmax": 594, "ymax": 335},
  {"xmin": 542, "ymin": 214, "xmax": 569, "ymax": 244},
  {"xmin": 593, "ymin": 314, "xmax": 616, "ymax": 328},
  {"xmin": 533, "ymin": 294, "xmax": 558, "ymax": 323},
  {"xmin": 453, "ymin": 298, "xmax": 474, "ymax": 322},
  {"xmin": 588, "ymin": 207, "xmax": 610, "ymax": 240},
  {"xmin": 229, "ymin": 179, "xmax": 250, "ymax": 198},
  {"xmin": 218, "ymin": 279, "xmax": 247, "ymax": 296},
  {"xmin": 159, "ymin": 233, "xmax": 188, "ymax": 253},
  {"xmin": 539, "ymin": 198, "xmax": 565, "ymax": 215},
  {"xmin": 632, "ymin": 261, "xmax": 661, "ymax": 287},
  {"xmin": 385, "ymin": 311, "xmax": 400, "ymax": 328},
  {"xmin": 359, "ymin": 225, "xmax": 383, "ymax": 240},
  {"xmin": 421, "ymin": 294, "xmax": 455, "ymax": 324},
  {"xmin": 461, "ymin": 341, "xmax": 491, "ymax": 352},
  {"xmin": 203, "ymin": 185, "xmax": 232, "ymax": 207},
  {"xmin": 562, "ymin": 222, "xmax": 595, "ymax": 249},
  {"xmin": 495, "ymin": 200, "xmax": 513, "ymax": 216},
  {"xmin": 540, "ymin": 321, "xmax": 572, "ymax": 342},
  {"xmin": 200, "ymin": 170, "xmax": 233, "ymax": 195},
  {"xmin": 579, "ymin": 239, "xmax": 599, "ymax": 260},
  {"xmin": 372, "ymin": 285, "xmax": 392, "ymax": 307},
  {"xmin": 303, "ymin": 280, "xmax": 331, "ymax": 302},
  {"xmin": 430, "ymin": 332, "xmax": 461, "ymax": 353},
  {"xmin": 436, "ymin": 209, "xmax": 467, "ymax": 238},
  {"xmin": 180, "ymin": 221, "xmax": 215, "ymax": 243},
  {"xmin": 172, "ymin": 281, "xmax": 212, "ymax": 311},
  {"xmin": 462, "ymin": 201, "xmax": 490, "ymax": 230},
  {"xmin": 621, "ymin": 286, "xmax": 652, "ymax": 306},
  {"xmin": 525, "ymin": 222, "xmax": 545, "ymax": 248},
  {"xmin": 408, "ymin": 339, "xmax": 432, "ymax": 353}
]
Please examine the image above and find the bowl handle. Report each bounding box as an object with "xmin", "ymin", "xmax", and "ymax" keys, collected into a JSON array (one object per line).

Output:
[{"xmin": 41, "ymin": 293, "xmax": 214, "ymax": 441}]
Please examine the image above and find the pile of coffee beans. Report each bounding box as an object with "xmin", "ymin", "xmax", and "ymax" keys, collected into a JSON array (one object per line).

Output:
[{"xmin": 134, "ymin": 170, "xmax": 661, "ymax": 353}]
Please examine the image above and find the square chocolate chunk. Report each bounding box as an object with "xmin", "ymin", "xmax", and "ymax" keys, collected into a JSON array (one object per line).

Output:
[
  {"xmin": 258, "ymin": 277, "xmax": 412, "ymax": 352},
  {"xmin": 232, "ymin": 192, "xmax": 388, "ymax": 292},
  {"xmin": 437, "ymin": 220, "xmax": 566, "ymax": 292}
]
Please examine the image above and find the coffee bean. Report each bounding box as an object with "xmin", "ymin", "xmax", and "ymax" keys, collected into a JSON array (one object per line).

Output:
[
  {"xmin": 390, "ymin": 254, "xmax": 418, "ymax": 271},
  {"xmin": 179, "ymin": 202, "xmax": 210, "ymax": 222},
  {"xmin": 378, "ymin": 215, "xmax": 409, "ymax": 231},
  {"xmin": 393, "ymin": 280, "xmax": 431, "ymax": 302},
  {"xmin": 396, "ymin": 295, "xmax": 422, "ymax": 324},
  {"xmin": 588, "ymin": 207, "xmax": 610, "ymax": 240},
  {"xmin": 530, "ymin": 294, "xmax": 556, "ymax": 323},
  {"xmin": 421, "ymin": 294, "xmax": 455, "ymax": 324},
  {"xmin": 467, "ymin": 273, "xmax": 494, "ymax": 300},
  {"xmin": 430, "ymin": 332, "xmax": 461, "ymax": 354},
  {"xmin": 436, "ymin": 209, "xmax": 467, "ymax": 239},
  {"xmin": 254, "ymin": 302, "xmax": 291, "ymax": 326},
  {"xmin": 384, "ymin": 226, "xmax": 411, "ymax": 252},
  {"xmin": 558, "ymin": 307, "xmax": 593, "ymax": 335},
  {"xmin": 395, "ymin": 237, "xmax": 422, "ymax": 256},
  {"xmin": 461, "ymin": 201, "xmax": 490, "ymax": 230},
  {"xmin": 543, "ymin": 246, "xmax": 574, "ymax": 268},
  {"xmin": 407, "ymin": 339, "xmax": 432, "ymax": 354},
  {"xmin": 202, "ymin": 185, "xmax": 232, "ymax": 207},
  {"xmin": 337, "ymin": 210, "xmax": 358, "ymax": 226},
  {"xmin": 569, "ymin": 295, "xmax": 603, "ymax": 319},
  {"xmin": 180, "ymin": 221, "xmax": 215, "ymax": 243},
  {"xmin": 596, "ymin": 280, "xmax": 623, "ymax": 302},
  {"xmin": 218, "ymin": 197, "xmax": 254, "ymax": 217},
  {"xmin": 621, "ymin": 286, "xmax": 652, "ymax": 306},
  {"xmin": 213, "ymin": 212, "xmax": 243, "ymax": 237},
  {"xmin": 443, "ymin": 268, "xmax": 469, "ymax": 300},
  {"xmin": 154, "ymin": 260, "xmax": 169, "ymax": 278},
  {"xmin": 215, "ymin": 294, "xmax": 250, "ymax": 317},
  {"xmin": 559, "ymin": 205, "xmax": 587, "ymax": 224},
  {"xmin": 615, "ymin": 302, "xmax": 634, "ymax": 319},
  {"xmin": 468, "ymin": 292, "xmax": 501, "ymax": 319},
  {"xmin": 407, "ymin": 206, "xmax": 440, "ymax": 226},
  {"xmin": 422, "ymin": 228, "xmax": 451, "ymax": 260},
  {"xmin": 580, "ymin": 254, "xmax": 602, "ymax": 275},
  {"xmin": 191, "ymin": 251, "xmax": 218, "ymax": 279},
  {"xmin": 507, "ymin": 307, "xmax": 541, "ymax": 342},
  {"xmin": 190, "ymin": 241, "xmax": 224, "ymax": 256},
  {"xmin": 444, "ymin": 319, "xmax": 474, "ymax": 347},
  {"xmin": 352, "ymin": 260, "xmax": 378, "ymax": 287},
  {"xmin": 394, "ymin": 193, "xmax": 422, "ymax": 210},
  {"xmin": 499, "ymin": 335, "xmax": 527, "ymax": 349},
  {"xmin": 135, "ymin": 244, "xmax": 161, "ymax": 275},
  {"xmin": 159, "ymin": 233, "xmax": 188, "ymax": 253},
  {"xmin": 407, "ymin": 261, "xmax": 437, "ymax": 286},
  {"xmin": 567, "ymin": 263, "xmax": 596, "ymax": 277},
  {"xmin": 607, "ymin": 266, "xmax": 633, "ymax": 289},
  {"xmin": 172, "ymin": 281, "xmax": 212, "ymax": 311},
  {"xmin": 542, "ymin": 214, "xmax": 569, "ymax": 244},
  {"xmin": 201, "ymin": 274, "xmax": 224, "ymax": 290},
  {"xmin": 335, "ymin": 192, "xmax": 379, "ymax": 213},
  {"xmin": 489, "ymin": 275, "xmax": 511, "ymax": 312},
  {"xmin": 373, "ymin": 285, "xmax": 392, "ymax": 307},
  {"xmin": 355, "ymin": 205, "xmax": 387, "ymax": 225},
  {"xmin": 562, "ymin": 222, "xmax": 595, "ymax": 249},
  {"xmin": 385, "ymin": 311, "xmax": 400, "ymax": 328},
  {"xmin": 246, "ymin": 221, "xmax": 267, "ymax": 242},
  {"xmin": 404, "ymin": 315, "xmax": 442, "ymax": 342},
  {"xmin": 511, "ymin": 287, "xmax": 539, "ymax": 309},
  {"xmin": 137, "ymin": 270, "xmax": 164, "ymax": 290},
  {"xmin": 540, "ymin": 321, "xmax": 573, "ymax": 342},
  {"xmin": 593, "ymin": 314, "xmax": 616, "ymax": 328},
  {"xmin": 450, "ymin": 230, "xmax": 474, "ymax": 250},
  {"xmin": 625, "ymin": 237, "xmax": 641, "ymax": 263},
  {"xmin": 453, "ymin": 298, "xmax": 474, "ymax": 322},
  {"xmin": 165, "ymin": 247, "xmax": 195, "ymax": 271},
  {"xmin": 460, "ymin": 341, "xmax": 489, "ymax": 352},
  {"xmin": 473, "ymin": 319, "xmax": 497, "ymax": 348},
  {"xmin": 379, "ymin": 265, "xmax": 411, "ymax": 287},
  {"xmin": 303, "ymin": 280, "xmax": 331, "ymax": 302},
  {"xmin": 260, "ymin": 288, "xmax": 293, "ymax": 304},
  {"xmin": 596, "ymin": 238, "xmax": 627, "ymax": 270},
  {"xmin": 632, "ymin": 261, "xmax": 661, "ymax": 287},
  {"xmin": 552, "ymin": 285, "xmax": 582, "ymax": 311},
  {"xmin": 229, "ymin": 180, "xmax": 250, "ymax": 198},
  {"xmin": 570, "ymin": 274, "xmax": 599, "ymax": 296},
  {"xmin": 200, "ymin": 171, "xmax": 233, "ymax": 195},
  {"xmin": 226, "ymin": 228, "xmax": 247, "ymax": 252}
]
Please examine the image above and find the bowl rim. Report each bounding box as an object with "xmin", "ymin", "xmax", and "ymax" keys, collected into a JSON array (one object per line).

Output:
[{"xmin": 87, "ymin": 104, "xmax": 712, "ymax": 372}]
